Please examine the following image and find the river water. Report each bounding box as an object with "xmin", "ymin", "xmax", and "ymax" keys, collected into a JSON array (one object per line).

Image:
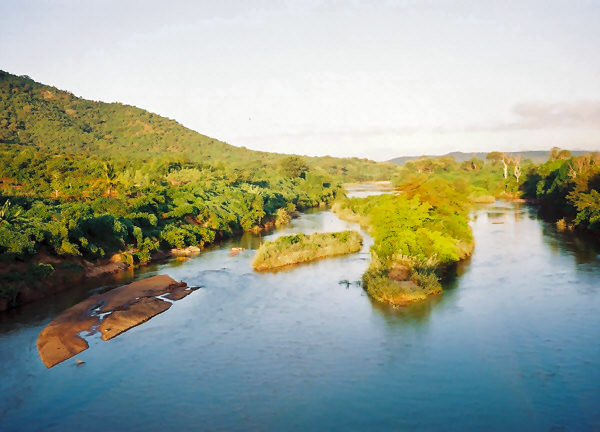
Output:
[{"xmin": 1, "ymin": 200, "xmax": 599, "ymax": 431}]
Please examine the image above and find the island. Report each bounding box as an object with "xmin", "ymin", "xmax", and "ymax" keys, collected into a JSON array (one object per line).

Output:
[{"xmin": 252, "ymin": 231, "xmax": 363, "ymax": 271}]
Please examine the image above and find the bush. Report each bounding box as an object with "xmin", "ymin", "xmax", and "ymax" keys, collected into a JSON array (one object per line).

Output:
[
  {"xmin": 253, "ymin": 231, "xmax": 363, "ymax": 270},
  {"xmin": 31, "ymin": 263, "xmax": 54, "ymax": 280}
]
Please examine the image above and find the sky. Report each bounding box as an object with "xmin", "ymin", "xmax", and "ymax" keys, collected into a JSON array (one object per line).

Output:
[{"xmin": 1, "ymin": 0, "xmax": 600, "ymax": 161}]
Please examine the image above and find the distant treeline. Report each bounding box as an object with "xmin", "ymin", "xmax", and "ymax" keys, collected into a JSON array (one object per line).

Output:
[
  {"xmin": 391, "ymin": 147, "xmax": 600, "ymax": 234},
  {"xmin": 389, "ymin": 149, "xmax": 591, "ymax": 165}
]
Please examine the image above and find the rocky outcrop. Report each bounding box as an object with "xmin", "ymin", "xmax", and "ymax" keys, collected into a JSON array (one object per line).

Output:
[
  {"xmin": 170, "ymin": 246, "xmax": 201, "ymax": 257},
  {"xmin": 36, "ymin": 297, "xmax": 100, "ymax": 369},
  {"xmin": 99, "ymin": 297, "xmax": 171, "ymax": 341},
  {"xmin": 37, "ymin": 275, "xmax": 197, "ymax": 368}
]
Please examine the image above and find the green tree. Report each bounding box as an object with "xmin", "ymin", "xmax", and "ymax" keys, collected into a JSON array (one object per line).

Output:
[{"xmin": 280, "ymin": 156, "xmax": 309, "ymax": 178}]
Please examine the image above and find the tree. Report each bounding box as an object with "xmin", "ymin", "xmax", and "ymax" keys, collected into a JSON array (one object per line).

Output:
[
  {"xmin": 513, "ymin": 157, "xmax": 522, "ymax": 184},
  {"xmin": 501, "ymin": 155, "xmax": 509, "ymax": 179},
  {"xmin": 486, "ymin": 151, "xmax": 504, "ymax": 165},
  {"xmin": 280, "ymin": 156, "xmax": 309, "ymax": 178},
  {"xmin": 51, "ymin": 173, "xmax": 61, "ymax": 198},
  {"xmin": 103, "ymin": 162, "xmax": 117, "ymax": 196},
  {"xmin": 550, "ymin": 147, "xmax": 571, "ymax": 161}
]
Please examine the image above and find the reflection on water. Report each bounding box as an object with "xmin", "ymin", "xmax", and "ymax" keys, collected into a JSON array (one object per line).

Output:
[{"xmin": 1, "ymin": 201, "xmax": 600, "ymax": 431}]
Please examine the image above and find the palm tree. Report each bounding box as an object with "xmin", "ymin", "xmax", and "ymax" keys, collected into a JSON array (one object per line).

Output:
[
  {"xmin": 0, "ymin": 200, "xmax": 24, "ymax": 225},
  {"xmin": 103, "ymin": 162, "xmax": 117, "ymax": 196}
]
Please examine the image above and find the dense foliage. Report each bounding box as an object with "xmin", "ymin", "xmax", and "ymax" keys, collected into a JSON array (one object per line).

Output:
[
  {"xmin": 338, "ymin": 148, "xmax": 600, "ymax": 307},
  {"xmin": 252, "ymin": 231, "xmax": 363, "ymax": 270},
  {"xmin": 335, "ymin": 172, "xmax": 474, "ymax": 306},
  {"xmin": 0, "ymin": 152, "xmax": 339, "ymax": 261},
  {"xmin": 523, "ymin": 151, "xmax": 600, "ymax": 232},
  {"xmin": 394, "ymin": 153, "xmax": 532, "ymax": 200}
]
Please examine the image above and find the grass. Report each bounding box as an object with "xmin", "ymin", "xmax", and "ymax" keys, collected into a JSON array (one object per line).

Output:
[
  {"xmin": 252, "ymin": 231, "xmax": 363, "ymax": 270},
  {"xmin": 361, "ymin": 254, "xmax": 443, "ymax": 307}
]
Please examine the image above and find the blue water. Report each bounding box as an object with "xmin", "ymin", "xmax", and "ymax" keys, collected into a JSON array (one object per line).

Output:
[{"xmin": 1, "ymin": 202, "xmax": 599, "ymax": 431}]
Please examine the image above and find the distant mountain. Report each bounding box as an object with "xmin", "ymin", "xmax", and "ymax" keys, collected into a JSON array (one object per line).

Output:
[{"xmin": 388, "ymin": 150, "xmax": 593, "ymax": 165}]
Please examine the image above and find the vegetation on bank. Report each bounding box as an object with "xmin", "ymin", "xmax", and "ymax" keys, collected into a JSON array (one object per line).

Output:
[
  {"xmin": 0, "ymin": 71, "xmax": 401, "ymax": 307},
  {"xmin": 2, "ymin": 65, "xmax": 597, "ymax": 313},
  {"xmin": 393, "ymin": 151, "xmax": 533, "ymax": 201},
  {"xmin": 252, "ymin": 231, "xmax": 363, "ymax": 270},
  {"xmin": 522, "ymin": 151, "xmax": 600, "ymax": 233},
  {"xmin": 392, "ymin": 148, "xmax": 600, "ymax": 234}
]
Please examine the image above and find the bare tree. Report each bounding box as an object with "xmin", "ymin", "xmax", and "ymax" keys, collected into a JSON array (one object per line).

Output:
[
  {"xmin": 501, "ymin": 156, "xmax": 509, "ymax": 179},
  {"xmin": 513, "ymin": 157, "xmax": 522, "ymax": 184}
]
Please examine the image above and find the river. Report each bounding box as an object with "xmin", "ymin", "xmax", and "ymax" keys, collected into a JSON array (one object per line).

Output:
[{"xmin": 1, "ymin": 200, "xmax": 599, "ymax": 431}]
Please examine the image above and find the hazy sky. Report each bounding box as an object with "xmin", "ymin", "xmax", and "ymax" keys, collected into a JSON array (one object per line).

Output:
[{"xmin": 2, "ymin": 0, "xmax": 600, "ymax": 160}]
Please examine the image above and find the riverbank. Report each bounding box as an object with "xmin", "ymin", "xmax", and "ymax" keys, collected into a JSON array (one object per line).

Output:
[{"xmin": 0, "ymin": 209, "xmax": 304, "ymax": 312}]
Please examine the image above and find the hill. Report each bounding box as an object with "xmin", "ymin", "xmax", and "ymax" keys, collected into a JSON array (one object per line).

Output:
[{"xmin": 0, "ymin": 70, "xmax": 397, "ymax": 181}]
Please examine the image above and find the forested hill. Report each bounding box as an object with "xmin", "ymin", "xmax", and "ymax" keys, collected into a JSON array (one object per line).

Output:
[{"xmin": 0, "ymin": 70, "xmax": 397, "ymax": 180}]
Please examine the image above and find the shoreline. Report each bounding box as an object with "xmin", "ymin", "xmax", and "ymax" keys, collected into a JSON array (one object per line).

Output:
[{"xmin": 0, "ymin": 212, "xmax": 299, "ymax": 312}]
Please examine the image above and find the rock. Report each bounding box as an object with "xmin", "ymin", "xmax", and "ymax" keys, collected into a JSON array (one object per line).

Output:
[
  {"xmin": 98, "ymin": 274, "xmax": 185, "ymax": 312},
  {"xmin": 84, "ymin": 261, "xmax": 128, "ymax": 278},
  {"xmin": 170, "ymin": 246, "xmax": 201, "ymax": 257},
  {"xmin": 388, "ymin": 265, "xmax": 410, "ymax": 281},
  {"xmin": 398, "ymin": 280, "xmax": 420, "ymax": 291},
  {"xmin": 99, "ymin": 297, "xmax": 171, "ymax": 341},
  {"xmin": 37, "ymin": 274, "xmax": 194, "ymax": 368},
  {"xmin": 109, "ymin": 253, "xmax": 124, "ymax": 263},
  {"xmin": 37, "ymin": 296, "xmax": 100, "ymax": 368},
  {"xmin": 164, "ymin": 286, "xmax": 199, "ymax": 301}
]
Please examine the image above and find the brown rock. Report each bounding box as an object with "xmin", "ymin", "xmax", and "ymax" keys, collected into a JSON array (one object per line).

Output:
[
  {"xmin": 398, "ymin": 280, "xmax": 420, "ymax": 291},
  {"xmin": 170, "ymin": 246, "xmax": 201, "ymax": 257},
  {"xmin": 37, "ymin": 274, "xmax": 191, "ymax": 368},
  {"xmin": 99, "ymin": 297, "xmax": 171, "ymax": 341},
  {"xmin": 84, "ymin": 261, "xmax": 128, "ymax": 278},
  {"xmin": 37, "ymin": 296, "xmax": 100, "ymax": 368},
  {"xmin": 164, "ymin": 286, "xmax": 199, "ymax": 301},
  {"xmin": 98, "ymin": 274, "xmax": 185, "ymax": 312},
  {"xmin": 388, "ymin": 265, "xmax": 410, "ymax": 281}
]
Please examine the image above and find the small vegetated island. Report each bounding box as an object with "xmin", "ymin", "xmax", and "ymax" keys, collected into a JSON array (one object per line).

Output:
[
  {"xmin": 252, "ymin": 231, "xmax": 363, "ymax": 270},
  {"xmin": 334, "ymin": 173, "xmax": 475, "ymax": 306}
]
